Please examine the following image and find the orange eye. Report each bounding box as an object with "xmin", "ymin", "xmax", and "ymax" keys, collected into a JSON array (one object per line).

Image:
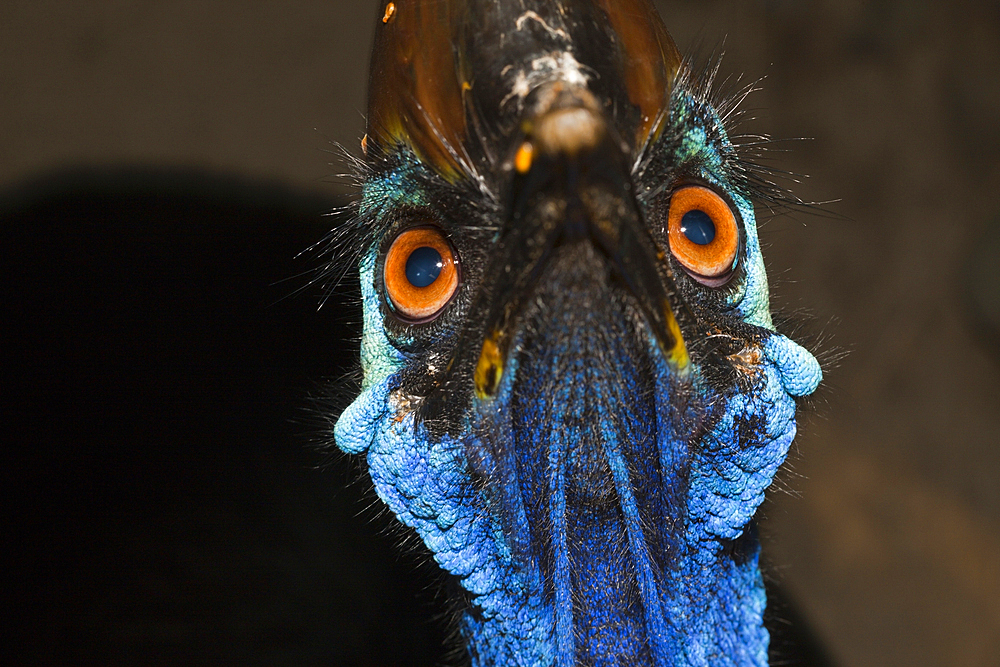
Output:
[
  {"xmin": 667, "ymin": 186, "xmax": 740, "ymax": 286},
  {"xmin": 383, "ymin": 227, "xmax": 459, "ymax": 321}
]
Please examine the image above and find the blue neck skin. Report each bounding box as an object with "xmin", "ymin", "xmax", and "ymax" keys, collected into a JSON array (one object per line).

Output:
[
  {"xmin": 449, "ymin": 253, "xmax": 788, "ymax": 667},
  {"xmin": 335, "ymin": 246, "xmax": 813, "ymax": 666}
]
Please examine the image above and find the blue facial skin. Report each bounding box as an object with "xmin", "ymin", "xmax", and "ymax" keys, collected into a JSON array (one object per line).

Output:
[{"xmin": 335, "ymin": 85, "xmax": 822, "ymax": 666}]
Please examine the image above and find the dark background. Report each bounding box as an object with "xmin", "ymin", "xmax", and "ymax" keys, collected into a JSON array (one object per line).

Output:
[{"xmin": 4, "ymin": 1, "xmax": 999, "ymax": 665}]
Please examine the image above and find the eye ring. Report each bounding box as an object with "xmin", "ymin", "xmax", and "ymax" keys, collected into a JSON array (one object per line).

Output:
[
  {"xmin": 383, "ymin": 226, "xmax": 460, "ymax": 322},
  {"xmin": 666, "ymin": 185, "xmax": 740, "ymax": 287}
]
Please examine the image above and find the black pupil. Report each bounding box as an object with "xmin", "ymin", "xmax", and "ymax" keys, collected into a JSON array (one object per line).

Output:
[
  {"xmin": 405, "ymin": 246, "xmax": 443, "ymax": 287},
  {"xmin": 680, "ymin": 209, "xmax": 716, "ymax": 245}
]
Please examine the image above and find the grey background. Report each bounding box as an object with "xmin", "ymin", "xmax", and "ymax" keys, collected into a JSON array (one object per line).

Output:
[{"xmin": 4, "ymin": 1, "xmax": 999, "ymax": 665}]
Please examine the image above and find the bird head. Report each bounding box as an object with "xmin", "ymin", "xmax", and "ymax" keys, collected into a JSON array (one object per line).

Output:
[{"xmin": 333, "ymin": 1, "xmax": 822, "ymax": 665}]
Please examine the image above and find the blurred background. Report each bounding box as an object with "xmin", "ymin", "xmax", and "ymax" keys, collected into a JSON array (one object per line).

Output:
[{"xmin": 4, "ymin": 1, "xmax": 999, "ymax": 665}]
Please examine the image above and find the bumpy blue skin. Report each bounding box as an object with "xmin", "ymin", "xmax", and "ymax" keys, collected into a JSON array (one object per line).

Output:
[{"xmin": 335, "ymin": 91, "xmax": 822, "ymax": 666}]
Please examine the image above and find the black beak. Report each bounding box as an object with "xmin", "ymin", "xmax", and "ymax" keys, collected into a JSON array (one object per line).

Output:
[{"xmin": 421, "ymin": 85, "xmax": 689, "ymax": 432}]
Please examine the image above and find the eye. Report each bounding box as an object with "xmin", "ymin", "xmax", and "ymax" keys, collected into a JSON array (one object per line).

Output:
[
  {"xmin": 383, "ymin": 227, "xmax": 460, "ymax": 321},
  {"xmin": 667, "ymin": 185, "xmax": 740, "ymax": 287}
]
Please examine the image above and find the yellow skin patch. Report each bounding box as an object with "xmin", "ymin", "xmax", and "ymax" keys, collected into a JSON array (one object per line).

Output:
[
  {"xmin": 664, "ymin": 300, "xmax": 690, "ymax": 372},
  {"xmin": 515, "ymin": 141, "xmax": 534, "ymax": 174},
  {"xmin": 474, "ymin": 332, "xmax": 504, "ymax": 399}
]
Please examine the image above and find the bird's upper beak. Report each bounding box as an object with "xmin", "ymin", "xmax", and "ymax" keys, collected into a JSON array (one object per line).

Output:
[{"xmin": 469, "ymin": 83, "xmax": 690, "ymax": 399}]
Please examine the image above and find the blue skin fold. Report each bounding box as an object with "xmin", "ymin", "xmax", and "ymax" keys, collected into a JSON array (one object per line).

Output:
[{"xmin": 335, "ymin": 89, "xmax": 822, "ymax": 666}]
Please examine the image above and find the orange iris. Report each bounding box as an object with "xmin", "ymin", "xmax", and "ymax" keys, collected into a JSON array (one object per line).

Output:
[
  {"xmin": 383, "ymin": 227, "xmax": 459, "ymax": 321},
  {"xmin": 666, "ymin": 185, "xmax": 739, "ymax": 284}
]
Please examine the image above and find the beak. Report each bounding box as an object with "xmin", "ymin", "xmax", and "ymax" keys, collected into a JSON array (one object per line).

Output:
[{"xmin": 423, "ymin": 85, "xmax": 689, "ymax": 426}]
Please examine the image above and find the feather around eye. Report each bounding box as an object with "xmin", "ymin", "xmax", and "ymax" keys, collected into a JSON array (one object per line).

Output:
[
  {"xmin": 383, "ymin": 226, "xmax": 460, "ymax": 322},
  {"xmin": 667, "ymin": 185, "xmax": 739, "ymax": 286}
]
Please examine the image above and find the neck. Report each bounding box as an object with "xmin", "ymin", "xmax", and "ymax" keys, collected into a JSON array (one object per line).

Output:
[
  {"xmin": 347, "ymin": 342, "xmax": 796, "ymax": 666},
  {"xmin": 458, "ymin": 361, "xmax": 771, "ymax": 667},
  {"xmin": 339, "ymin": 256, "xmax": 806, "ymax": 667},
  {"xmin": 449, "ymin": 271, "xmax": 776, "ymax": 666}
]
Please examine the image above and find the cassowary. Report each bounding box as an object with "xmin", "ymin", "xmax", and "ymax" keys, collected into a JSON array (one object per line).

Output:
[{"xmin": 331, "ymin": 1, "xmax": 822, "ymax": 665}]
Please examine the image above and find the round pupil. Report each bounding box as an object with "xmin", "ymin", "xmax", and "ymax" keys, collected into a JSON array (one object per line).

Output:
[
  {"xmin": 680, "ymin": 209, "xmax": 716, "ymax": 245},
  {"xmin": 405, "ymin": 246, "xmax": 443, "ymax": 288}
]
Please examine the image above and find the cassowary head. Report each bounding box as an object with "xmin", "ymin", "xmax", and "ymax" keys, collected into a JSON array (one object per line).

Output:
[{"xmin": 332, "ymin": 1, "xmax": 822, "ymax": 665}]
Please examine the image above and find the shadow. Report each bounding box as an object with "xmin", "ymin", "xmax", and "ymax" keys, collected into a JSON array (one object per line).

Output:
[
  {"xmin": 3, "ymin": 167, "xmax": 450, "ymax": 666},
  {"xmin": 3, "ymin": 166, "xmax": 833, "ymax": 666}
]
